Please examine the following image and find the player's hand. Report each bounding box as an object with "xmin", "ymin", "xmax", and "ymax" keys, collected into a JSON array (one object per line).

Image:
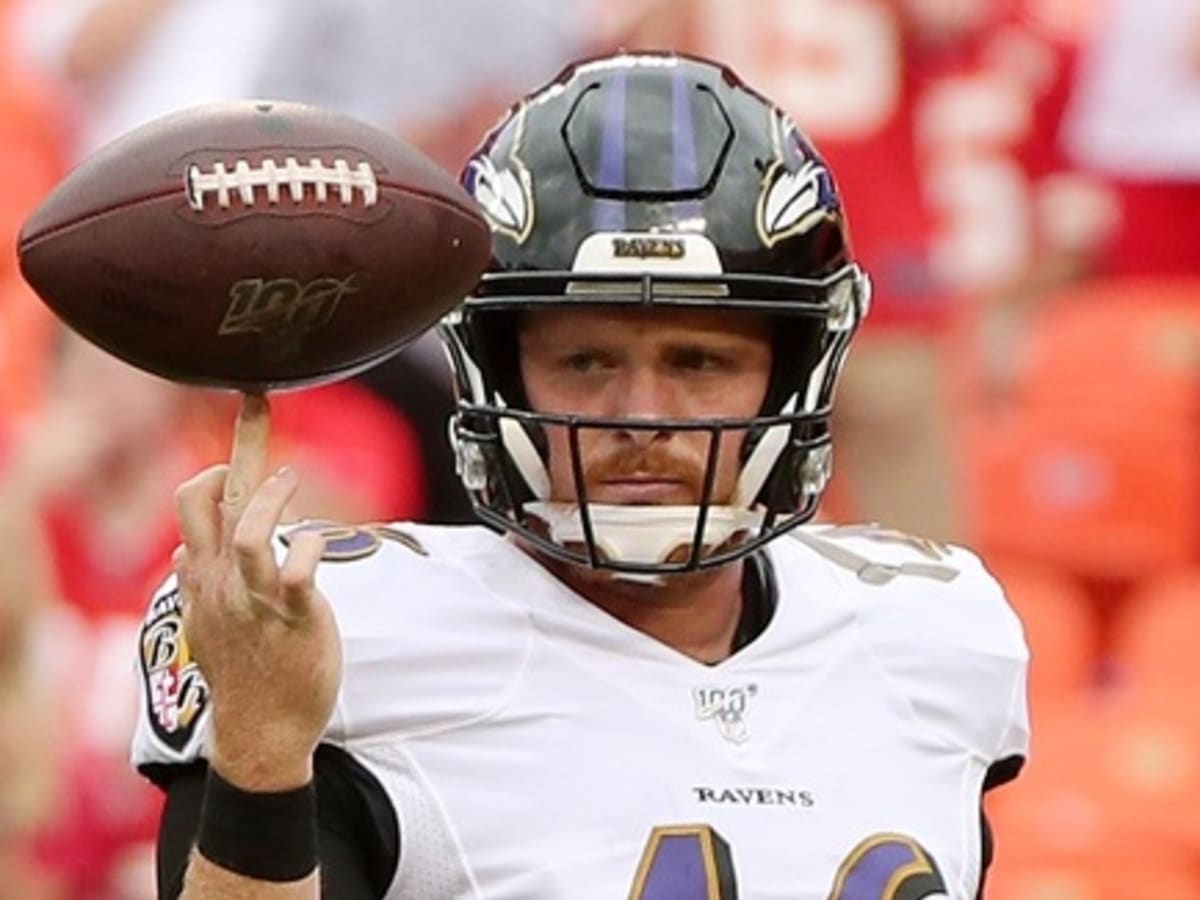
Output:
[{"xmin": 173, "ymin": 393, "xmax": 341, "ymax": 791}]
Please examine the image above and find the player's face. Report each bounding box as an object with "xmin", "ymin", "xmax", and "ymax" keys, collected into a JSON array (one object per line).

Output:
[{"xmin": 519, "ymin": 307, "xmax": 772, "ymax": 507}]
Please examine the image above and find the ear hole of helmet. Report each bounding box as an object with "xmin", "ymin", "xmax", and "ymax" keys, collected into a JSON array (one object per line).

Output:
[
  {"xmin": 763, "ymin": 316, "xmax": 828, "ymax": 418},
  {"xmin": 463, "ymin": 308, "xmax": 525, "ymax": 408},
  {"xmin": 453, "ymin": 411, "xmax": 537, "ymax": 522},
  {"xmin": 457, "ymin": 309, "xmax": 552, "ymax": 510}
]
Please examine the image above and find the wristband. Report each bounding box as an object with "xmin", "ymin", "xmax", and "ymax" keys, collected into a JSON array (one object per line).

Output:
[{"xmin": 196, "ymin": 767, "xmax": 318, "ymax": 882}]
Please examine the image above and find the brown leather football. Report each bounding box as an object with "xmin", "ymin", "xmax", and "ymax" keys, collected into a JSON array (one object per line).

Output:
[{"xmin": 17, "ymin": 100, "xmax": 491, "ymax": 390}]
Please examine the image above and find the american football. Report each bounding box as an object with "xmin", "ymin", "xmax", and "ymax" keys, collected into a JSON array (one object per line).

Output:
[{"xmin": 16, "ymin": 100, "xmax": 492, "ymax": 390}]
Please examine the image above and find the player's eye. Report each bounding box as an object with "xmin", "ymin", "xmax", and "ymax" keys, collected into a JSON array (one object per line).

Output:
[
  {"xmin": 562, "ymin": 350, "xmax": 615, "ymax": 373},
  {"xmin": 669, "ymin": 347, "xmax": 733, "ymax": 372}
]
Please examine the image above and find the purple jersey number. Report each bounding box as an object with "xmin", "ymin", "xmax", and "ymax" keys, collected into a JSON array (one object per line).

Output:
[
  {"xmin": 627, "ymin": 826, "xmax": 948, "ymax": 899},
  {"xmin": 628, "ymin": 826, "xmax": 737, "ymax": 900}
]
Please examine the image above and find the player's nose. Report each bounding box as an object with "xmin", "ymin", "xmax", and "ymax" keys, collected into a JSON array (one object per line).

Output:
[
  {"xmin": 608, "ymin": 366, "xmax": 679, "ymax": 447},
  {"xmin": 615, "ymin": 364, "xmax": 682, "ymax": 415}
]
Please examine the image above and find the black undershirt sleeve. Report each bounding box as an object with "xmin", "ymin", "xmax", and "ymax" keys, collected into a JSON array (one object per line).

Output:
[
  {"xmin": 977, "ymin": 754, "xmax": 1026, "ymax": 899},
  {"xmin": 978, "ymin": 807, "xmax": 995, "ymax": 899},
  {"xmin": 146, "ymin": 744, "xmax": 400, "ymax": 900}
]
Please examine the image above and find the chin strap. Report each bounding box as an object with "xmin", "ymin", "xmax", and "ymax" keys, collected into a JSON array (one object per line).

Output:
[
  {"xmin": 523, "ymin": 501, "xmax": 767, "ymax": 581},
  {"xmin": 499, "ymin": 393, "xmax": 801, "ymax": 578}
]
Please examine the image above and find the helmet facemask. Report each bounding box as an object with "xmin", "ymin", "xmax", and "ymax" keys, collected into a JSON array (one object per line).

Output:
[{"xmin": 439, "ymin": 266, "xmax": 869, "ymax": 581}]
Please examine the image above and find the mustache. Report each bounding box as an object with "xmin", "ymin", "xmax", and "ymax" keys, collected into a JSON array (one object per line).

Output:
[{"xmin": 582, "ymin": 443, "xmax": 711, "ymax": 488}]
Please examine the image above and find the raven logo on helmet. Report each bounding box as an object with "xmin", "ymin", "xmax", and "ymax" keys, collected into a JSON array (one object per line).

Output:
[
  {"xmin": 464, "ymin": 109, "xmax": 534, "ymax": 244},
  {"xmin": 756, "ymin": 113, "xmax": 838, "ymax": 247}
]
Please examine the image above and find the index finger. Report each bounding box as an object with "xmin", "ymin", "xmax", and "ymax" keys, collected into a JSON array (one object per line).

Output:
[{"xmin": 222, "ymin": 392, "xmax": 271, "ymax": 518}]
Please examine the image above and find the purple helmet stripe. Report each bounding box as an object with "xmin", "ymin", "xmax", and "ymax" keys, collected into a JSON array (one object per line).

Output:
[{"xmin": 592, "ymin": 69, "xmax": 628, "ymax": 231}]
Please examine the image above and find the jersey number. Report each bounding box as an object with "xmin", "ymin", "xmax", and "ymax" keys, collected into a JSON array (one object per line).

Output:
[{"xmin": 627, "ymin": 825, "xmax": 949, "ymax": 899}]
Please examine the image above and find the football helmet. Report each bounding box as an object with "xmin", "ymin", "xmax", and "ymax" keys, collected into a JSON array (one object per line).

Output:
[{"xmin": 439, "ymin": 51, "xmax": 870, "ymax": 579}]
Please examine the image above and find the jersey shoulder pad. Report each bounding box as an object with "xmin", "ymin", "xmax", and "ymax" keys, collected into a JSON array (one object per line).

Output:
[
  {"xmin": 781, "ymin": 523, "xmax": 1030, "ymax": 762},
  {"xmin": 787, "ymin": 524, "xmax": 1018, "ymax": 636},
  {"xmin": 130, "ymin": 522, "xmax": 527, "ymax": 770},
  {"xmin": 303, "ymin": 522, "xmax": 536, "ymax": 744}
]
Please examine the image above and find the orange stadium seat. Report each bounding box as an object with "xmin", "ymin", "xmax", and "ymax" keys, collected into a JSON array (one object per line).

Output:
[
  {"xmin": 986, "ymin": 699, "xmax": 1117, "ymax": 870},
  {"xmin": 986, "ymin": 859, "xmax": 1200, "ymax": 900},
  {"xmin": 1098, "ymin": 701, "xmax": 1200, "ymax": 856},
  {"xmin": 988, "ymin": 692, "xmax": 1200, "ymax": 899},
  {"xmin": 1110, "ymin": 569, "xmax": 1200, "ymax": 712},
  {"xmin": 964, "ymin": 278, "xmax": 1200, "ymax": 582}
]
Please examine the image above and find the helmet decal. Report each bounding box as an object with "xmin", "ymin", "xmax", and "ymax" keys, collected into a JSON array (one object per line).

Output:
[
  {"xmin": 464, "ymin": 108, "xmax": 534, "ymax": 244},
  {"xmin": 757, "ymin": 159, "xmax": 832, "ymax": 247},
  {"xmin": 571, "ymin": 232, "xmax": 724, "ymax": 275},
  {"xmin": 756, "ymin": 113, "xmax": 838, "ymax": 247}
]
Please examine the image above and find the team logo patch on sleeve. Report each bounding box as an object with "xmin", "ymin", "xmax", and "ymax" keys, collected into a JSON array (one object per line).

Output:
[{"xmin": 139, "ymin": 588, "xmax": 208, "ymax": 755}]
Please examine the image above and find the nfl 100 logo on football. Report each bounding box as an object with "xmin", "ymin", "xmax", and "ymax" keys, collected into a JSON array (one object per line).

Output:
[
  {"xmin": 219, "ymin": 274, "xmax": 358, "ymax": 336},
  {"xmin": 693, "ymin": 683, "xmax": 757, "ymax": 744}
]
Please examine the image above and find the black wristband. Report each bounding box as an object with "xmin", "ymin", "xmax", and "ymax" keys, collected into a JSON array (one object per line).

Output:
[{"xmin": 196, "ymin": 767, "xmax": 318, "ymax": 883}]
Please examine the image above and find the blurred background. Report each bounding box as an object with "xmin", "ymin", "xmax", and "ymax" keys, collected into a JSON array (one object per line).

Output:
[{"xmin": 0, "ymin": 0, "xmax": 1197, "ymax": 897}]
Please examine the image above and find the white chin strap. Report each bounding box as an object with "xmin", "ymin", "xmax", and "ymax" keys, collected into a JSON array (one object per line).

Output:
[
  {"xmin": 497, "ymin": 395, "xmax": 799, "ymax": 581},
  {"xmin": 523, "ymin": 502, "xmax": 767, "ymax": 580}
]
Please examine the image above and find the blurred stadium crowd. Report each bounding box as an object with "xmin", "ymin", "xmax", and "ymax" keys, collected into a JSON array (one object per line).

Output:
[{"xmin": 0, "ymin": 0, "xmax": 1198, "ymax": 897}]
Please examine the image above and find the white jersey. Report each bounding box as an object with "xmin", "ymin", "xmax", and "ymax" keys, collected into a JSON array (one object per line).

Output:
[{"xmin": 132, "ymin": 522, "xmax": 1028, "ymax": 900}]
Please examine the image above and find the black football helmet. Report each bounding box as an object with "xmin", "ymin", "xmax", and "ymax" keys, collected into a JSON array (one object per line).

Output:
[{"xmin": 439, "ymin": 51, "xmax": 870, "ymax": 579}]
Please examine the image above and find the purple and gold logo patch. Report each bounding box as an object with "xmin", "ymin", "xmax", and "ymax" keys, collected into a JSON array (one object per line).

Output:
[{"xmin": 139, "ymin": 589, "xmax": 208, "ymax": 754}]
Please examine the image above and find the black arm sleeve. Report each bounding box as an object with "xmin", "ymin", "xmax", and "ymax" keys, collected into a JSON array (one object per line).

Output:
[
  {"xmin": 147, "ymin": 744, "xmax": 400, "ymax": 900},
  {"xmin": 976, "ymin": 754, "xmax": 1026, "ymax": 899}
]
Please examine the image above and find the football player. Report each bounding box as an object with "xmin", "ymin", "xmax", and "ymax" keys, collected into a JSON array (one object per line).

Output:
[{"xmin": 133, "ymin": 52, "xmax": 1029, "ymax": 900}]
